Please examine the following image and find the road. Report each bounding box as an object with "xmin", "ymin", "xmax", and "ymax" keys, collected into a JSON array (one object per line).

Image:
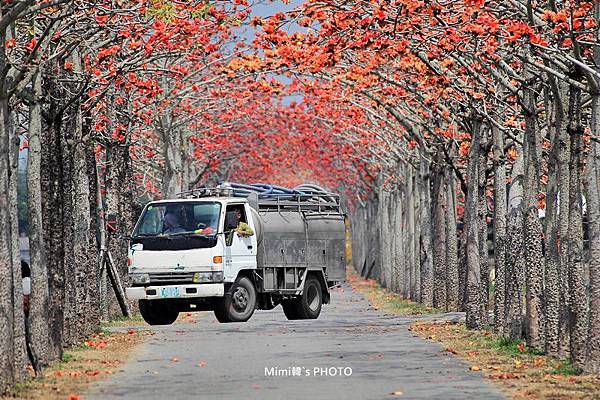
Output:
[{"xmin": 89, "ymin": 284, "xmax": 505, "ymax": 400}]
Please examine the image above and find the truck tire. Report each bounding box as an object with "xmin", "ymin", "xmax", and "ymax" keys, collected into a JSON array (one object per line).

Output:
[
  {"xmin": 139, "ymin": 300, "xmax": 179, "ymax": 325},
  {"xmin": 214, "ymin": 276, "xmax": 256, "ymax": 323},
  {"xmin": 284, "ymin": 275, "xmax": 322, "ymax": 320},
  {"xmin": 297, "ymin": 275, "xmax": 323, "ymax": 319}
]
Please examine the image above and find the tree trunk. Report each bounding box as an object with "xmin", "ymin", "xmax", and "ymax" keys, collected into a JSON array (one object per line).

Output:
[
  {"xmin": 392, "ymin": 188, "xmax": 404, "ymax": 294},
  {"xmin": 41, "ymin": 111, "xmax": 65, "ymax": 361},
  {"xmin": 522, "ymin": 77, "xmax": 544, "ymax": 349},
  {"xmin": 419, "ymin": 155, "xmax": 434, "ymax": 306},
  {"xmin": 160, "ymin": 117, "xmax": 185, "ymax": 198},
  {"xmin": 465, "ymin": 117, "xmax": 483, "ymax": 329},
  {"xmin": 543, "ymin": 98, "xmax": 561, "ymax": 356},
  {"xmin": 378, "ymin": 184, "xmax": 390, "ymax": 288},
  {"xmin": 409, "ymin": 165, "xmax": 420, "ymax": 301},
  {"xmin": 586, "ymin": 8, "xmax": 600, "ymax": 372},
  {"xmin": 556, "ymin": 82, "xmax": 572, "ymax": 357},
  {"xmin": 585, "ymin": 93, "xmax": 600, "ymax": 374},
  {"xmin": 566, "ymin": 86, "xmax": 587, "ymax": 369},
  {"xmin": 64, "ymin": 99, "xmax": 95, "ymax": 343},
  {"xmin": 505, "ymin": 143, "xmax": 525, "ymax": 339},
  {"xmin": 0, "ymin": 96, "xmax": 17, "ymax": 392},
  {"xmin": 478, "ymin": 129, "xmax": 489, "ymax": 321},
  {"xmin": 26, "ymin": 70, "xmax": 50, "ymax": 370},
  {"xmin": 8, "ymin": 102, "xmax": 27, "ymax": 383},
  {"xmin": 492, "ymin": 126, "xmax": 507, "ymax": 334},
  {"xmin": 445, "ymin": 169, "xmax": 459, "ymax": 311},
  {"xmin": 432, "ymin": 156, "xmax": 447, "ymax": 309},
  {"xmin": 85, "ymin": 114, "xmax": 102, "ymax": 330}
]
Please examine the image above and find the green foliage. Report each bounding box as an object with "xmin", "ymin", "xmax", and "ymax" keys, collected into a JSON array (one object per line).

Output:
[
  {"xmin": 146, "ymin": 1, "xmax": 211, "ymax": 21},
  {"xmin": 61, "ymin": 352, "xmax": 75, "ymax": 362},
  {"xmin": 383, "ymin": 295, "xmax": 442, "ymax": 315},
  {"xmin": 552, "ymin": 361, "xmax": 582, "ymax": 376},
  {"xmin": 101, "ymin": 313, "xmax": 145, "ymax": 327},
  {"xmin": 485, "ymin": 334, "xmax": 544, "ymax": 356}
]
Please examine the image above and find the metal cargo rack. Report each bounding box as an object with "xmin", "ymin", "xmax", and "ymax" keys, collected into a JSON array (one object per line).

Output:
[{"xmin": 176, "ymin": 182, "xmax": 343, "ymax": 215}]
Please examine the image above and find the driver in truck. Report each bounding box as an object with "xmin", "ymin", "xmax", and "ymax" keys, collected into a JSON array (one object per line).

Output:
[
  {"xmin": 163, "ymin": 212, "xmax": 186, "ymax": 234},
  {"xmin": 235, "ymin": 209, "xmax": 254, "ymax": 237}
]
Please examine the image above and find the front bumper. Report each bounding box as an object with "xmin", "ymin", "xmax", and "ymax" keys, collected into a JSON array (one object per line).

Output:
[{"xmin": 126, "ymin": 283, "xmax": 224, "ymax": 300}]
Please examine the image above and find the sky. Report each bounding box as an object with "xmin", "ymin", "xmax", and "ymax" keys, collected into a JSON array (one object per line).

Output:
[{"xmin": 240, "ymin": 0, "xmax": 306, "ymax": 104}]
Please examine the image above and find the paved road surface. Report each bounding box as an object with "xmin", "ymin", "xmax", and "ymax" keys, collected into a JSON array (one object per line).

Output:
[{"xmin": 89, "ymin": 284, "xmax": 505, "ymax": 400}]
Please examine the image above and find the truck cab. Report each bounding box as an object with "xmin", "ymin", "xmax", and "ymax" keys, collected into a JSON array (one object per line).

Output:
[{"xmin": 126, "ymin": 184, "xmax": 346, "ymax": 325}]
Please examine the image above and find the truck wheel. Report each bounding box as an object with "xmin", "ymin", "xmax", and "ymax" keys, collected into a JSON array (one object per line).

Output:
[
  {"xmin": 295, "ymin": 275, "xmax": 322, "ymax": 319},
  {"xmin": 139, "ymin": 300, "xmax": 179, "ymax": 325},
  {"xmin": 282, "ymin": 300, "xmax": 301, "ymax": 320},
  {"xmin": 214, "ymin": 276, "xmax": 256, "ymax": 323}
]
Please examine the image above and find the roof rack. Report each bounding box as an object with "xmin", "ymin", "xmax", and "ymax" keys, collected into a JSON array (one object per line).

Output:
[{"xmin": 174, "ymin": 182, "xmax": 343, "ymax": 215}]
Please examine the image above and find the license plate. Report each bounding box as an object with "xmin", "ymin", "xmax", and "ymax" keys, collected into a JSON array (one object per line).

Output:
[{"xmin": 160, "ymin": 287, "xmax": 181, "ymax": 298}]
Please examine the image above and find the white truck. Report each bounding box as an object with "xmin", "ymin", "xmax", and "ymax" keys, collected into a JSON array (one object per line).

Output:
[{"xmin": 126, "ymin": 183, "xmax": 346, "ymax": 325}]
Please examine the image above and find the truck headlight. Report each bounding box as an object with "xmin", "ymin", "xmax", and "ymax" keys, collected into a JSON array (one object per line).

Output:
[
  {"xmin": 130, "ymin": 273, "xmax": 150, "ymax": 285},
  {"xmin": 212, "ymin": 271, "xmax": 223, "ymax": 282},
  {"xmin": 193, "ymin": 272, "xmax": 224, "ymax": 283}
]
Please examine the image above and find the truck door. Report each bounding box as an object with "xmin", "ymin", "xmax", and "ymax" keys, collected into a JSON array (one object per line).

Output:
[{"xmin": 223, "ymin": 204, "xmax": 257, "ymax": 281}]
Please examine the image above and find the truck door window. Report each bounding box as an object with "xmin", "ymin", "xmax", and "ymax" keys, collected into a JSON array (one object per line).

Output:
[{"xmin": 225, "ymin": 204, "xmax": 246, "ymax": 246}]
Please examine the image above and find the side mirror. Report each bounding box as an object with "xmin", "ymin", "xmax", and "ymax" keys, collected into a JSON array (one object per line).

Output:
[
  {"xmin": 225, "ymin": 211, "xmax": 237, "ymax": 230},
  {"xmin": 106, "ymin": 213, "xmax": 118, "ymax": 233}
]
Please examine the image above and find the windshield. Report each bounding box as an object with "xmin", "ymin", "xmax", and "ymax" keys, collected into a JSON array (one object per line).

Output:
[{"xmin": 133, "ymin": 202, "xmax": 221, "ymax": 237}]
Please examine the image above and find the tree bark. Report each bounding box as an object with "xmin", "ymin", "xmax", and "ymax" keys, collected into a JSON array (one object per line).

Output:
[
  {"xmin": 566, "ymin": 86, "xmax": 587, "ymax": 369},
  {"xmin": 543, "ymin": 96, "xmax": 561, "ymax": 356},
  {"xmin": 492, "ymin": 126, "xmax": 507, "ymax": 334},
  {"xmin": 445, "ymin": 168, "xmax": 459, "ymax": 311},
  {"xmin": 505, "ymin": 143, "xmax": 525, "ymax": 339},
  {"xmin": 8, "ymin": 101, "xmax": 27, "ymax": 383},
  {"xmin": 586, "ymin": 6, "xmax": 600, "ymax": 372},
  {"xmin": 392, "ymin": 187, "xmax": 404, "ymax": 294},
  {"xmin": 478, "ymin": 129, "xmax": 489, "ymax": 321},
  {"xmin": 556, "ymin": 82, "xmax": 572, "ymax": 357},
  {"xmin": 585, "ymin": 94, "xmax": 600, "ymax": 374},
  {"xmin": 0, "ymin": 95, "xmax": 17, "ymax": 393},
  {"xmin": 419, "ymin": 155, "xmax": 434, "ymax": 306},
  {"xmin": 432, "ymin": 154, "xmax": 447, "ymax": 309},
  {"xmin": 41, "ymin": 109, "xmax": 65, "ymax": 361},
  {"xmin": 26, "ymin": 70, "xmax": 50, "ymax": 370},
  {"xmin": 465, "ymin": 117, "xmax": 483, "ymax": 329},
  {"xmin": 104, "ymin": 138, "xmax": 136, "ymax": 316},
  {"xmin": 409, "ymin": 165, "xmax": 420, "ymax": 301},
  {"xmin": 522, "ymin": 77, "xmax": 545, "ymax": 349}
]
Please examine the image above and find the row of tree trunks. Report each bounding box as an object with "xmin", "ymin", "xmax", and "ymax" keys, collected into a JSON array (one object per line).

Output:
[
  {"xmin": 350, "ymin": 155, "xmax": 463, "ymax": 313},
  {"xmin": 349, "ymin": 92, "xmax": 597, "ymax": 369},
  {"xmin": 37, "ymin": 68, "xmax": 104, "ymax": 362}
]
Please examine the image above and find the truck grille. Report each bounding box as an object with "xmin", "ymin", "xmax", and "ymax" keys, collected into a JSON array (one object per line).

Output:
[{"xmin": 148, "ymin": 272, "xmax": 195, "ymax": 284}]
